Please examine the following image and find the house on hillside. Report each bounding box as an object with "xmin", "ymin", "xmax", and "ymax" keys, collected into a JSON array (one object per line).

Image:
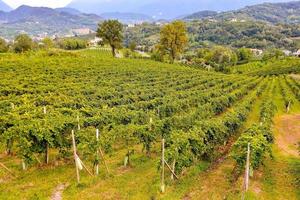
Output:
[
  {"xmin": 293, "ymin": 49, "xmax": 300, "ymax": 57},
  {"xmin": 72, "ymin": 28, "xmax": 95, "ymax": 36},
  {"xmin": 283, "ymin": 50, "xmax": 292, "ymax": 56},
  {"xmin": 89, "ymin": 37, "xmax": 103, "ymax": 47},
  {"xmin": 250, "ymin": 48, "xmax": 263, "ymax": 56}
]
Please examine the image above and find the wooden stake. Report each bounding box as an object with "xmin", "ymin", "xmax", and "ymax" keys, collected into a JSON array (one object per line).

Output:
[
  {"xmin": 0, "ymin": 162, "xmax": 15, "ymax": 176},
  {"xmin": 22, "ymin": 160, "xmax": 26, "ymax": 171},
  {"xmin": 79, "ymin": 158, "xmax": 94, "ymax": 177},
  {"xmin": 161, "ymin": 138, "xmax": 165, "ymax": 193},
  {"xmin": 96, "ymin": 129, "xmax": 99, "ymax": 175},
  {"xmin": 99, "ymin": 148, "xmax": 109, "ymax": 174},
  {"xmin": 34, "ymin": 154, "xmax": 42, "ymax": 165},
  {"xmin": 245, "ymin": 143, "xmax": 250, "ymax": 192},
  {"xmin": 43, "ymin": 106, "xmax": 49, "ymax": 164},
  {"xmin": 77, "ymin": 115, "xmax": 80, "ymax": 130},
  {"xmin": 287, "ymin": 101, "xmax": 291, "ymax": 113},
  {"xmin": 45, "ymin": 143, "xmax": 49, "ymax": 164},
  {"xmin": 171, "ymin": 159, "xmax": 176, "ymax": 180},
  {"xmin": 164, "ymin": 160, "xmax": 179, "ymax": 180},
  {"xmin": 72, "ymin": 130, "xmax": 80, "ymax": 184}
]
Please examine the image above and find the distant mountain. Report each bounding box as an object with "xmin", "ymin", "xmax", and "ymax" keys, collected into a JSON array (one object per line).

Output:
[
  {"xmin": 0, "ymin": 5, "xmax": 102, "ymax": 39},
  {"xmin": 55, "ymin": 7, "xmax": 82, "ymax": 15},
  {"xmin": 183, "ymin": 10, "xmax": 218, "ymax": 20},
  {"xmin": 67, "ymin": 0, "xmax": 292, "ymax": 19},
  {"xmin": 185, "ymin": 1, "xmax": 300, "ymax": 24},
  {"xmin": 0, "ymin": 0, "xmax": 11, "ymax": 12},
  {"xmin": 100, "ymin": 12, "xmax": 153, "ymax": 23}
]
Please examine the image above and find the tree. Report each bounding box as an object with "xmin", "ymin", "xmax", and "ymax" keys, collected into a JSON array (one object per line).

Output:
[
  {"xmin": 97, "ymin": 20, "xmax": 123, "ymax": 57},
  {"xmin": 262, "ymin": 48, "xmax": 285, "ymax": 61},
  {"xmin": 59, "ymin": 38, "xmax": 87, "ymax": 50},
  {"xmin": 209, "ymin": 46, "xmax": 238, "ymax": 71},
  {"xmin": 13, "ymin": 34, "xmax": 33, "ymax": 53},
  {"xmin": 129, "ymin": 41, "xmax": 136, "ymax": 52},
  {"xmin": 41, "ymin": 37, "xmax": 54, "ymax": 49},
  {"xmin": 0, "ymin": 38, "xmax": 8, "ymax": 53},
  {"xmin": 159, "ymin": 21, "xmax": 188, "ymax": 63},
  {"xmin": 237, "ymin": 48, "xmax": 253, "ymax": 63}
]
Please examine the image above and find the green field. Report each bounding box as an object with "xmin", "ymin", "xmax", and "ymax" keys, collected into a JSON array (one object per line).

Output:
[{"xmin": 0, "ymin": 50, "xmax": 299, "ymax": 199}]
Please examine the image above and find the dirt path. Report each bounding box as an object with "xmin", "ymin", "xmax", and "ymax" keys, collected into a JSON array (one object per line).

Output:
[
  {"xmin": 51, "ymin": 183, "xmax": 67, "ymax": 200},
  {"xmin": 275, "ymin": 114, "xmax": 300, "ymax": 157},
  {"xmin": 183, "ymin": 158, "xmax": 237, "ymax": 200},
  {"xmin": 249, "ymin": 114, "xmax": 300, "ymax": 200}
]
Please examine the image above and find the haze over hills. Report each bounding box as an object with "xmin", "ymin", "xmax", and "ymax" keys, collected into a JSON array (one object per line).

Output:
[
  {"xmin": 67, "ymin": 0, "xmax": 291, "ymax": 19},
  {"xmin": 184, "ymin": 1, "xmax": 300, "ymax": 24},
  {"xmin": 0, "ymin": 5, "xmax": 102, "ymax": 39},
  {"xmin": 0, "ymin": 0, "xmax": 298, "ymax": 40},
  {"xmin": 0, "ymin": 0, "xmax": 11, "ymax": 12}
]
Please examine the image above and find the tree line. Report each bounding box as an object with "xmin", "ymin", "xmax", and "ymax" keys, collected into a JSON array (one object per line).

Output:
[{"xmin": 0, "ymin": 19, "xmax": 294, "ymax": 73}]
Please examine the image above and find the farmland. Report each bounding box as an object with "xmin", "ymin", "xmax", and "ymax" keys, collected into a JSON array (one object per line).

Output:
[{"xmin": 0, "ymin": 49, "xmax": 299, "ymax": 199}]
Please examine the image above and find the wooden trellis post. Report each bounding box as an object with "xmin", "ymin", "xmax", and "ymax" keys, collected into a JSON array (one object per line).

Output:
[
  {"xmin": 242, "ymin": 142, "xmax": 251, "ymax": 200},
  {"xmin": 43, "ymin": 106, "xmax": 49, "ymax": 164},
  {"xmin": 0, "ymin": 162, "xmax": 15, "ymax": 177},
  {"xmin": 161, "ymin": 138, "xmax": 165, "ymax": 193},
  {"xmin": 72, "ymin": 130, "xmax": 80, "ymax": 184},
  {"xmin": 22, "ymin": 160, "xmax": 26, "ymax": 171},
  {"xmin": 77, "ymin": 115, "xmax": 80, "ymax": 130},
  {"xmin": 171, "ymin": 159, "xmax": 176, "ymax": 180},
  {"xmin": 287, "ymin": 101, "xmax": 291, "ymax": 113},
  {"xmin": 96, "ymin": 129, "xmax": 99, "ymax": 175}
]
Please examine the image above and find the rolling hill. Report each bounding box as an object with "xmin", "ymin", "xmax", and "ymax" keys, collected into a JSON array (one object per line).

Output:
[
  {"xmin": 184, "ymin": 1, "xmax": 300, "ymax": 24},
  {"xmin": 0, "ymin": 5, "xmax": 102, "ymax": 39},
  {"xmin": 67, "ymin": 0, "xmax": 292, "ymax": 19}
]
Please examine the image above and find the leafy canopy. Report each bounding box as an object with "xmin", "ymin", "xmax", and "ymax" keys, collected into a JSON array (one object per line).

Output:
[
  {"xmin": 158, "ymin": 21, "xmax": 188, "ymax": 62},
  {"xmin": 97, "ymin": 20, "xmax": 123, "ymax": 57}
]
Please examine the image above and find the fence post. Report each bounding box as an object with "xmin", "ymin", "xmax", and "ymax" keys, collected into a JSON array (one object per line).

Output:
[
  {"xmin": 77, "ymin": 115, "xmax": 80, "ymax": 130},
  {"xmin": 96, "ymin": 129, "xmax": 99, "ymax": 175},
  {"xmin": 43, "ymin": 106, "xmax": 49, "ymax": 164},
  {"xmin": 245, "ymin": 143, "xmax": 251, "ymax": 191},
  {"xmin": 171, "ymin": 159, "xmax": 176, "ymax": 180},
  {"xmin": 161, "ymin": 138, "xmax": 165, "ymax": 193},
  {"xmin": 72, "ymin": 130, "xmax": 80, "ymax": 184}
]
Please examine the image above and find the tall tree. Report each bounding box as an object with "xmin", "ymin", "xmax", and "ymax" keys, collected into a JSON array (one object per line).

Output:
[
  {"xmin": 159, "ymin": 21, "xmax": 188, "ymax": 63},
  {"xmin": 0, "ymin": 38, "xmax": 8, "ymax": 53},
  {"xmin": 13, "ymin": 34, "xmax": 33, "ymax": 53},
  {"xmin": 97, "ymin": 20, "xmax": 123, "ymax": 57}
]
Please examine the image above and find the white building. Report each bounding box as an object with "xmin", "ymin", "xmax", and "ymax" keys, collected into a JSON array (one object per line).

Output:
[
  {"xmin": 250, "ymin": 48, "xmax": 263, "ymax": 56},
  {"xmin": 293, "ymin": 49, "xmax": 300, "ymax": 57},
  {"xmin": 72, "ymin": 28, "xmax": 95, "ymax": 36},
  {"xmin": 282, "ymin": 50, "xmax": 292, "ymax": 56},
  {"xmin": 89, "ymin": 37, "xmax": 103, "ymax": 46}
]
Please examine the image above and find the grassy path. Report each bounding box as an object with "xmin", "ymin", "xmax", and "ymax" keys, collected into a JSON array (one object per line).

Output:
[
  {"xmin": 180, "ymin": 79, "xmax": 272, "ymax": 200},
  {"xmin": 247, "ymin": 76, "xmax": 300, "ymax": 200}
]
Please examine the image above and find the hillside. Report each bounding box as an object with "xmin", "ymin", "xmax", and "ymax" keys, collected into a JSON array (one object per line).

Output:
[
  {"xmin": 0, "ymin": 49, "xmax": 299, "ymax": 199},
  {"xmin": 100, "ymin": 12, "xmax": 153, "ymax": 23},
  {"xmin": 185, "ymin": 1, "xmax": 300, "ymax": 24},
  {"xmin": 125, "ymin": 20, "xmax": 300, "ymax": 50},
  {"xmin": 67, "ymin": 0, "xmax": 290, "ymax": 19},
  {"xmin": 0, "ymin": 5, "xmax": 102, "ymax": 39}
]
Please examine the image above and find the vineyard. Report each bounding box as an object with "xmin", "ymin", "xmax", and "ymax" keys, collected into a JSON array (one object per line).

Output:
[{"xmin": 0, "ymin": 50, "xmax": 299, "ymax": 199}]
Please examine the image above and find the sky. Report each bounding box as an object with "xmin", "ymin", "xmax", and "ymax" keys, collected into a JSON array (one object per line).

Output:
[
  {"xmin": 2, "ymin": 0, "xmax": 73, "ymax": 8},
  {"xmin": 2, "ymin": 0, "xmax": 292, "ymax": 10}
]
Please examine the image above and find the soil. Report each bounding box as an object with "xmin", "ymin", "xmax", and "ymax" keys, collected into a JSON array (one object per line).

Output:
[{"xmin": 275, "ymin": 114, "xmax": 300, "ymax": 157}]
